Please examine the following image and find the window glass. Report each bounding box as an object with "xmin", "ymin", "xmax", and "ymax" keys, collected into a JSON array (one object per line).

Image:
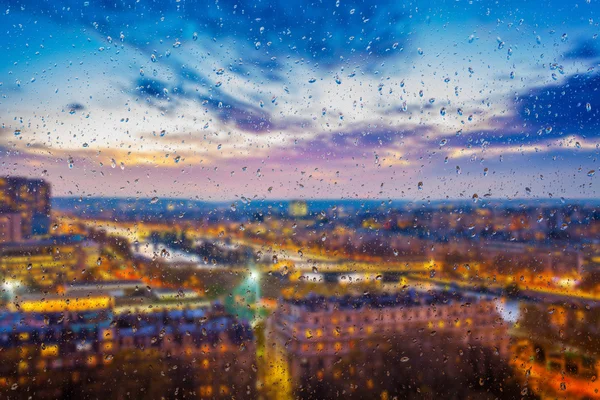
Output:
[{"xmin": 1, "ymin": 0, "xmax": 599, "ymax": 398}]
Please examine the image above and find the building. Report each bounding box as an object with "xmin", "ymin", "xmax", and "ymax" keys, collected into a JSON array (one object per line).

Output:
[
  {"xmin": 0, "ymin": 177, "xmax": 51, "ymax": 238},
  {"xmin": 510, "ymin": 301, "xmax": 600, "ymax": 398},
  {"xmin": 288, "ymin": 200, "xmax": 308, "ymax": 218},
  {"xmin": 0, "ymin": 303, "xmax": 255, "ymax": 399},
  {"xmin": 266, "ymin": 290, "xmax": 509, "ymax": 392},
  {"xmin": 0, "ymin": 235, "xmax": 101, "ymax": 288},
  {"xmin": 0, "ymin": 213, "xmax": 22, "ymax": 243}
]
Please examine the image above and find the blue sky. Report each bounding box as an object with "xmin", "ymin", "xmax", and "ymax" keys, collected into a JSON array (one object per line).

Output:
[{"xmin": 1, "ymin": 0, "xmax": 600, "ymax": 200}]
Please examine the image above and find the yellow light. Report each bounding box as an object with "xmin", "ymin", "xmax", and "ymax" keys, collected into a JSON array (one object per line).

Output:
[
  {"xmin": 41, "ymin": 344, "xmax": 59, "ymax": 357},
  {"xmin": 17, "ymin": 295, "xmax": 112, "ymax": 313}
]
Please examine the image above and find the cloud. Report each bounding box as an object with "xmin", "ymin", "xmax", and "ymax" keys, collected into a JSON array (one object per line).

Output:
[
  {"xmin": 563, "ymin": 39, "xmax": 600, "ymax": 61},
  {"xmin": 2, "ymin": 0, "xmax": 600, "ymax": 199},
  {"xmin": 516, "ymin": 71, "xmax": 600, "ymax": 138}
]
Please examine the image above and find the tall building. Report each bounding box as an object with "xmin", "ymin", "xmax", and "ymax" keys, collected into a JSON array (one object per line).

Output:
[
  {"xmin": 0, "ymin": 177, "xmax": 51, "ymax": 238},
  {"xmin": 0, "ymin": 213, "xmax": 22, "ymax": 243}
]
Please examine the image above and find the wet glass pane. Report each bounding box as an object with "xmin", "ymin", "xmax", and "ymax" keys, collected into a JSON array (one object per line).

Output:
[{"xmin": 1, "ymin": 0, "xmax": 599, "ymax": 398}]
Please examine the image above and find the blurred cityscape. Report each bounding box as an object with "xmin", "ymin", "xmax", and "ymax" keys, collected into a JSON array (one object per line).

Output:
[{"xmin": 1, "ymin": 176, "xmax": 600, "ymax": 399}]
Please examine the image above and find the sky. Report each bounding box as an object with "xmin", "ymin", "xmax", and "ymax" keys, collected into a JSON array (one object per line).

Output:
[{"xmin": 1, "ymin": 0, "xmax": 600, "ymax": 201}]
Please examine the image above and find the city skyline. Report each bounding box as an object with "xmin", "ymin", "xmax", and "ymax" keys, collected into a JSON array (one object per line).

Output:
[{"xmin": 2, "ymin": 0, "xmax": 599, "ymax": 200}]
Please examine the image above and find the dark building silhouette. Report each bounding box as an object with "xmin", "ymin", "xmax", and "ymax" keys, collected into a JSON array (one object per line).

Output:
[{"xmin": 0, "ymin": 177, "xmax": 51, "ymax": 238}]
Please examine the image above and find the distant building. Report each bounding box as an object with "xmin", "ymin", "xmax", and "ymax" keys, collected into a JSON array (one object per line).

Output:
[
  {"xmin": 0, "ymin": 235, "xmax": 101, "ymax": 287},
  {"xmin": 288, "ymin": 200, "xmax": 308, "ymax": 217},
  {"xmin": 0, "ymin": 176, "xmax": 51, "ymax": 238},
  {"xmin": 0, "ymin": 213, "xmax": 22, "ymax": 243}
]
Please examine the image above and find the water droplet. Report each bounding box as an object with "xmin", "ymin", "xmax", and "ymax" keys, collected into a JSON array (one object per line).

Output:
[
  {"xmin": 440, "ymin": 107, "xmax": 446, "ymax": 116},
  {"xmin": 417, "ymin": 181, "xmax": 423, "ymax": 190}
]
